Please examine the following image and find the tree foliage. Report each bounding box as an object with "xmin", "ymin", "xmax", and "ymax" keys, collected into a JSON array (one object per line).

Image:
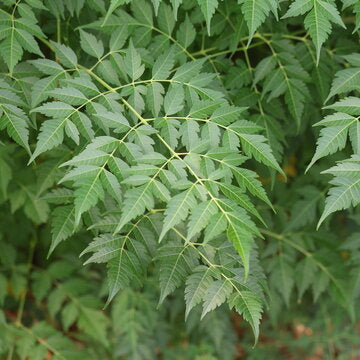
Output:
[{"xmin": 0, "ymin": 0, "xmax": 360, "ymax": 358}]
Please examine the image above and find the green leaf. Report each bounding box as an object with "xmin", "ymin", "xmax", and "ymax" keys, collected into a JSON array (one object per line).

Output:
[
  {"xmin": 0, "ymin": 104, "xmax": 30, "ymax": 152},
  {"xmin": 50, "ymin": 41, "xmax": 78, "ymax": 68},
  {"xmin": 79, "ymin": 29, "xmax": 104, "ymax": 59},
  {"xmin": 187, "ymin": 200, "xmax": 218, "ymax": 240},
  {"xmin": 318, "ymin": 174, "xmax": 360, "ymax": 228},
  {"xmin": 201, "ymin": 279, "xmax": 232, "ymax": 318},
  {"xmin": 324, "ymin": 97, "xmax": 360, "ymax": 115},
  {"xmin": 0, "ymin": 31, "xmax": 23, "ymax": 73},
  {"xmin": 106, "ymin": 248, "xmax": 141, "ymax": 304},
  {"xmin": 217, "ymin": 182, "xmax": 265, "ymax": 224},
  {"xmin": 49, "ymin": 205, "xmax": 75, "ymax": 256},
  {"xmin": 47, "ymin": 87, "xmax": 87, "ymax": 106},
  {"xmin": 146, "ymin": 82, "xmax": 164, "ymax": 117},
  {"xmin": 164, "ymin": 84, "xmax": 184, "ymax": 116},
  {"xmin": 326, "ymin": 68, "xmax": 360, "ymax": 102},
  {"xmin": 32, "ymin": 101, "xmax": 74, "ymax": 117},
  {"xmin": 272, "ymin": 254, "xmax": 294, "ymax": 307},
  {"xmin": 238, "ymin": 133, "xmax": 285, "ymax": 175},
  {"xmin": 124, "ymin": 40, "xmax": 145, "ymax": 81},
  {"xmin": 176, "ymin": 14, "xmax": 196, "ymax": 48},
  {"xmin": 74, "ymin": 174, "xmax": 105, "ymax": 225},
  {"xmin": 78, "ymin": 307, "xmax": 109, "ymax": 346},
  {"xmin": 204, "ymin": 213, "xmax": 227, "ymax": 242},
  {"xmin": 241, "ymin": 0, "xmax": 271, "ymax": 44},
  {"xmin": 185, "ymin": 266, "xmax": 217, "ymax": 318},
  {"xmin": 306, "ymin": 117, "xmax": 356, "ymax": 171},
  {"xmin": 304, "ymin": 1, "xmax": 344, "ymax": 64},
  {"xmin": 152, "ymin": 47, "xmax": 176, "ymax": 80},
  {"xmin": 231, "ymin": 167, "xmax": 273, "ymax": 209},
  {"xmin": 15, "ymin": 28, "xmax": 43, "ymax": 57},
  {"xmin": 229, "ymin": 290, "xmax": 263, "ymax": 343},
  {"xmin": 158, "ymin": 241, "xmax": 198, "ymax": 304},
  {"xmin": 29, "ymin": 118, "xmax": 65, "ymax": 163},
  {"xmin": 115, "ymin": 185, "xmax": 154, "ymax": 233},
  {"xmin": 102, "ymin": 0, "xmax": 130, "ymax": 25},
  {"xmin": 109, "ymin": 24, "xmax": 128, "ymax": 51},
  {"xmin": 227, "ymin": 223, "xmax": 252, "ymax": 279},
  {"xmin": 197, "ymin": 0, "xmax": 218, "ymax": 34},
  {"xmin": 159, "ymin": 187, "xmax": 197, "ymax": 241}
]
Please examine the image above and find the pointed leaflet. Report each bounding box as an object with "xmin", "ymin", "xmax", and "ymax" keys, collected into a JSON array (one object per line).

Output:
[
  {"xmin": 107, "ymin": 248, "xmax": 141, "ymax": 305},
  {"xmin": 272, "ymin": 254, "xmax": 294, "ymax": 307},
  {"xmin": 322, "ymin": 160, "xmax": 360, "ymax": 177},
  {"xmin": 227, "ymin": 223, "xmax": 252, "ymax": 279},
  {"xmin": 15, "ymin": 28, "xmax": 43, "ymax": 57},
  {"xmin": 170, "ymin": 0, "xmax": 183, "ymax": 19},
  {"xmin": 60, "ymin": 165, "xmax": 102, "ymax": 183},
  {"xmin": 152, "ymin": 47, "xmax": 176, "ymax": 80},
  {"xmin": 79, "ymin": 30, "xmax": 104, "ymax": 59},
  {"xmin": 101, "ymin": 170, "xmax": 122, "ymax": 203},
  {"xmin": 157, "ymin": 2, "xmax": 176, "ymax": 34},
  {"xmin": 42, "ymin": 188, "xmax": 74, "ymax": 204},
  {"xmin": 109, "ymin": 25, "xmax": 128, "ymax": 51},
  {"xmin": 77, "ymin": 307, "xmax": 109, "ymax": 347},
  {"xmin": 30, "ymin": 59, "xmax": 64, "ymax": 75},
  {"xmin": 48, "ymin": 206, "xmax": 75, "ymax": 257},
  {"xmin": 164, "ymin": 84, "xmax": 184, "ymax": 116},
  {"xmin": 61, "ymin": 149, "xmax": 109, "ymax": 168},
  {"xmin": 217, "ymin": 182, "xmax": 265, "ymax": 224},
  {"xmin": 176, "ymin": 14, "xmax": 196, "ymax": 48},
  {"xmin": 201, "ymin": 279, "xmax": 233, "ymax": 319},
  {"xmin": 0, "ymin": 31, "xmax": 23, "ymax": 73},
  {"xmin": 158, "ymin": 241, "xmax": 198, "ymax": 303},
  {"xmin": 304, "ymin": 0, "xmax": 345, "ymax": 64},
  {"xmin": 0, "ymin": 104, "xmax": 30, "ymax": 152},
  {"xmin": 229, "ymin": 290, "xmax": 263, "ymax": 344},
  {"xmin": 74, "ymin": 175, "xmax": 105, "ymax": 225},
  {"xmin": 124, "ymin": 40, "xmax": 145, "ymax": 81},
  {"xmin": 306, "ymin": 117, "xmax": 356, "ymax": 172},
  {"xmin": 159, "ymin": 187, "xmax": 197, "ymax": 241},
  {"xmin": 81, "ymin": 234, "xmax": 124, "ymax": 264},
  {"xmin": 180, "ymin": 119, "xmax": 200, "ymax": 151},
  {"xmin": 284, "ymin": 187, "xmax": 321, "ymax": 232},
  {"xmin": 0, "ymin": 157, "xmax": 11, "ymax": 199},
  {"xmin": 187, "ymin": 200, "xmax": 218, "ymax": 241},
  {"xmin": 47, "ymin": 87, "xmax": 87, "ymax": 106},
  {"xmin": 172, "ymin": 59, "xmax": 206, "ymax": 82},
  {"xmin": 32, "ymin": 102, "xmax": 74, "ymax": 118},
  {"xmin": 197, "ymin": 0, "xmax": 218, "ymax": 34},
  {"xmin": 318, "ymin": 176, "xmax": 360, "ymax": 228},
  {"xmin": 241, "ymin": 0, "xmax": 271, "ymax": 44},
  {"xmin": 146, "ymin": 82, "xmax": 164, "ymax": 117},
  {"xmin": 102, "ymin": 0, "xmax": 131, "ymax": 25},
  {"xmin": 326, "ymin": 68, "xmax": 360, "ymax": 102},
  {"xmin": 204, "ymin": 213, "xmax": 227, "ymax": 242},
  {"xmin": 297, "ymin": 257, "xmax": 317, "ymax": 300},
  {"xmin": 349, "ymin": 121, "xmax": 360, "ymax": 154},
  {"xmin": 284, "ymin": 78, "xmax": 306, "ymax": 131},
  {"xmin": 254, "ymin": 56, "xmax": 277, "ymax": 85},
  {"xmin": 114, "ymin": 185, "xmax": 154, "ymax": 234},
  {"xmin": 238, "ymin": 133, "xmax": 285, "ymax": 175},
  {"xmin": 185, "ymin": 266, "xmax": 217, "ymax": 318},
  {"xmin": 283, "ymin": 0, "xmax": 345, "ymax": 63},
  {"xmin": 230, "ymin": 166, "xmax": 273, "ymax": 209},
  {"xmin": 50, "ymin": 41, "xmax": 78, "ymax": 68},
  {"xmin": 324, "ymin": 97, "xmax": 360, "ymax": 115},
  {"xmin": 282, "ymin": 0, "xmax": 313, "ymax": 18},
  {"xmin": 29, "ymin": 118, "xmax": 65, "ymax": 163},
  {"xmin": 31, "ymin": 73, "xmax": 67, "ymax": 107}
]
